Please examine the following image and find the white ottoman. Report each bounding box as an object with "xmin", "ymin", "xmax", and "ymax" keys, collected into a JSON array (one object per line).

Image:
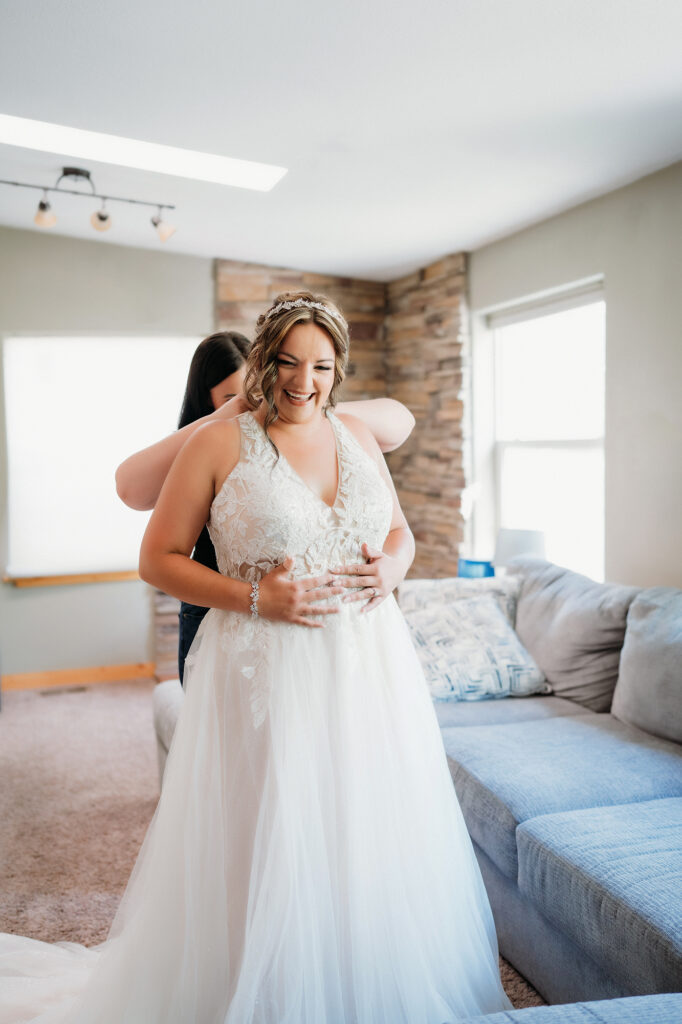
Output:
[{"xmin": 152, "ymin": 678, "xmax": 184, "ymax": 787}]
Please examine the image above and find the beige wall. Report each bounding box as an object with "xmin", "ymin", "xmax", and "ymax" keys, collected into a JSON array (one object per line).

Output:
[
  {"xmin": 469, "ymin": 161, "xmax": 682, "ymax": 588},
  {"xmin": 0, "ymin": 226, "xmax": 214, "ymax": 675}
]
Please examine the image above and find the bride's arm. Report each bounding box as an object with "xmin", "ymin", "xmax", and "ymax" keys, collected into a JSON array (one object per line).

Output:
[
  {"xmin": 335, "ymin": 398, "xmax": 415, "ymax": 454},
  {"xmin": 138, "ymin": 420, "xmax": 251, "ymax": 610}
]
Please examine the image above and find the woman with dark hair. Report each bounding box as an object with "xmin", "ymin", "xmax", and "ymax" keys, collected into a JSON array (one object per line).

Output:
[
  {"xmin": 116, "ymin": 328, "xmax": 417, "ymax": 682},
  {"xmin": 177, "ymin": 331, "xmax": 251, "ymax": 428}
]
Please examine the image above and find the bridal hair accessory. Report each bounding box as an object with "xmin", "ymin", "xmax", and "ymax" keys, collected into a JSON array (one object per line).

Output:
[
  {"xmin": 263, "ymin": 298, "xmax": 348, "ymax": 331},
  {"xmin": 249, "ymin": 579, "xmax": 260, "ymax": 618}
]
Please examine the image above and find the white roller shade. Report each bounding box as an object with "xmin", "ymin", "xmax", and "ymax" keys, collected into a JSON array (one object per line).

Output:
[{"xmin": 3, "ymin": 335, "xmax": 200, "ymax": 576}]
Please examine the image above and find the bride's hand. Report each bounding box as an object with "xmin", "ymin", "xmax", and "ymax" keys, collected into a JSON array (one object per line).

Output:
[
  {"xmin": 330, "ymin": 542, "xmax": 401, "ymax": 613},
  {"xmin": 258, "ymin": 556, "xmax": 345, "ymax": 628}
]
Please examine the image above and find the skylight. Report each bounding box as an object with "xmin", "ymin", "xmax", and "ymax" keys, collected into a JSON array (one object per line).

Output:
[{"xmin": 0, "ymin": 114, "xmax": 287, "ymax": 191}]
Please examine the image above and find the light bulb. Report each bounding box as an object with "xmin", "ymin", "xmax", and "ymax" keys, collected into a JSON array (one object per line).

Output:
[
  {"xmin": 90, "ymin": 204, "xmax": 111, "ymax": 232},
  {"xmin": 157, "ymin": 221, "xmax": 177, "ymax": 242},
  {"xmin": 34, "ymin": 195, "xmax": 56, "ymax": 228},
  {"xmin": 151, "ymin": 212, "xmax": 177, "ymax": 242}
]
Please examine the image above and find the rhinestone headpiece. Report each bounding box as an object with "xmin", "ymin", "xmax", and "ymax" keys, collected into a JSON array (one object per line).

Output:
[{"xmin": 262, "ymin": 298, "xmax": 348, "ymax": 331}]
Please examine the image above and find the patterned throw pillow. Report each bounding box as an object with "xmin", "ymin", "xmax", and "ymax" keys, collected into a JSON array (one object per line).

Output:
[
  {"xmin": 405, "ymin": 596, "xmax": 551, "ymax": 702},
  {"xmin": 397, "ymin": 574, "xmax": 521, "ymax": 626}
]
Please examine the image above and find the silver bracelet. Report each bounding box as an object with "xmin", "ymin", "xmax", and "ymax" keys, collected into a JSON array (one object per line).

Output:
[{"xmin": 249, "ymin": 579, "xmax": 260, "ymax": 618}]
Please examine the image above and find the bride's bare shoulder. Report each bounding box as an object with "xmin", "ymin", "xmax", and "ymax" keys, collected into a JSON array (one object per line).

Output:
[
  {"xmin": 334, "ymin": 411, "xmax": 382, "ymax": 461},
  {"xmin": 180, "ymin": 417, "xmax": 242, "ymax": 475},
  {"xmin": 186, "ymin": 417, "xmax": 240, "ymax": 452},
  {"xmin": 179, "ymin": 418, "xmax": 246, "ymax": 498}
]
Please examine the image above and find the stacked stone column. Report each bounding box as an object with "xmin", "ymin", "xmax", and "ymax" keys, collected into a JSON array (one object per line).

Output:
[{"xmin": 383, "ymin": 253, "xmax": 468, "ymax": 577}]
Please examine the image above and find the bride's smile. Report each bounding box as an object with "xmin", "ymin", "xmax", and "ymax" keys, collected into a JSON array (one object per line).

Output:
[{"xmin": 269, "ymin": 321, "xmax": 336, "ymax": 426}]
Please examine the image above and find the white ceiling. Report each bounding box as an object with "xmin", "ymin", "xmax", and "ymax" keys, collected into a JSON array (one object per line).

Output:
[{"xmin": 1, "ymin": 0, "xmax": 681, "ymax": 282}]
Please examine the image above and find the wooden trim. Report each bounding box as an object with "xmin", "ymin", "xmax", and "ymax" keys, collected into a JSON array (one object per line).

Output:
[
  {"xmin": 2, "ymin": 662, "xmax": 156, "ymax": 692},
  {"xmin": 3, "ymin": 570, "xmax": 141, "ymax": 588}
]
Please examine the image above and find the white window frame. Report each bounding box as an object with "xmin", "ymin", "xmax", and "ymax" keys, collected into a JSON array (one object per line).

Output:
[{"xmin": 466, "ymin": 277, "xmax": 605, "ymax": 570}]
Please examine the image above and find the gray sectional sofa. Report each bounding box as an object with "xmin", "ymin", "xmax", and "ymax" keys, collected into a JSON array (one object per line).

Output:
[
  {"xmin": 402, "ymin": 557, "xmax": 682, "ymax": 1011},
  {"xmin": 455, "ymin": 991, "xmax": 682, "ymax": 1023}
]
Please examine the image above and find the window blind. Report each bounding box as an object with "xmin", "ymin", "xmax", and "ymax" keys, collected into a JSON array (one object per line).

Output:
[{"xmin": 3, "ymin": 335, "xmax": 200, "ymax": 577}]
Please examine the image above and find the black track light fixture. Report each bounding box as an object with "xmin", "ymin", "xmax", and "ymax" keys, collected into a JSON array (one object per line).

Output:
[{"xmin": 1, "ymin": 167, "xmax": 176, "ymax": 240}]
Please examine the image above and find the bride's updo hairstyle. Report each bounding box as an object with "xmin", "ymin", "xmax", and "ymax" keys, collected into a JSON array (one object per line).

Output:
[{"xmin": 243, "ymin": 290, "xmax": 350, "ymax": 433}]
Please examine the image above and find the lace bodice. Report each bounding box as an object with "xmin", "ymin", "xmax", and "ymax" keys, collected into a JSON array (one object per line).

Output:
[
  {"xmin": 208, "ymin": 409, "xmax": 393, "ymax": 585},
  {"xmin": 204, "ymin": 410, "xmax": 394, "ymax": 728}
]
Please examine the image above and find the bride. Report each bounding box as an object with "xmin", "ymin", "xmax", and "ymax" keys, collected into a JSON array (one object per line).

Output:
[{"xmin": 0, "ymin": 290, "xmax": 513, "ymax": 1022}]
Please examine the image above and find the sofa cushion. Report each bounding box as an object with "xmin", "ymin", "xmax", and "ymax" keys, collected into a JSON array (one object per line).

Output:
[
  {"xmin": 612, "ymin": 587, "xmax": 682, "ymax": 744},
  {"xmin": 516, "ymin": 798, "xmax": 682, "ymax": 994},
  {"xmin": 397, "ymin": 573, "xmax": 520, "ymax": 625},
  {"xmin": 459, "ymin": 992, "xmax": 682, "ymax": 1023},
  {"xmin": 405, "ymin": 597, "xmax": 550, "ymax": 701},
  {"xmin": 507, "ymin": 556, "xmax": 640, "ymax": 711},
  {"xmin": 441, "ymin": 713, "xmax": 682, "ymax": 880},
  {"xmin": 433, "ymin": 694, "xmax": 584, "ymax": 729}
]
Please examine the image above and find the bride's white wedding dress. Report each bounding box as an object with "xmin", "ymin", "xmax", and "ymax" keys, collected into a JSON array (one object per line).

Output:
[{"xmin": 0, "ymin": 410, "xmax": 513, "ymax": 1023}]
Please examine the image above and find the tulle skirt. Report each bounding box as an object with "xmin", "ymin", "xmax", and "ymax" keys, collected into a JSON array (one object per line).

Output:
[{"xmin": 0, "ymin": 594, "xmax": 513, "ymax": 1022}]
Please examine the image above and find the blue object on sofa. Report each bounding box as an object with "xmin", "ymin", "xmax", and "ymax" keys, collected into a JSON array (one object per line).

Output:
[{"xmin": 457, "ymin": 558, "xmax": 495, "ymax": 578}]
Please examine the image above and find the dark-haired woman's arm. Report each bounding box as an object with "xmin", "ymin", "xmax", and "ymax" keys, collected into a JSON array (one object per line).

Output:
[
  {"xmin": 336, "ymin": 398, "xmax": 415, "ymax": 453},
  {"xmin": 115, "ymin": 395, "xmax": 249, "ymax": 511}
]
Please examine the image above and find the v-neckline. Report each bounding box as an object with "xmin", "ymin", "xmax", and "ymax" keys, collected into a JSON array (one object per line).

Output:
[{"xmin": 247, "ymin": 410, "xmax": 343, "ymax": 512}]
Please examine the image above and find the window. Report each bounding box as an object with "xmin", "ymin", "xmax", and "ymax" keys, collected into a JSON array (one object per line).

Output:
[
  {"xmin": 3, "ymin": 335, "xmax": 201, "ymax": 577},
  {"xmin": 471, "ymin": 289, "xmax": 605, "ymax": 581}
]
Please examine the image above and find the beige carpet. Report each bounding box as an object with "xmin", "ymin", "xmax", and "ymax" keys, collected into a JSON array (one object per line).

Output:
[{"xmin": 0, "ymin": 679, "xmax": 545, "ymax": 1008}]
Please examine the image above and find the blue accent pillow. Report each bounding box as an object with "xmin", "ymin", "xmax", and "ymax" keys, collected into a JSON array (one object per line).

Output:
[{"xmin": 405, "ymin": 596, "xmax": 551, "ymax": 701}]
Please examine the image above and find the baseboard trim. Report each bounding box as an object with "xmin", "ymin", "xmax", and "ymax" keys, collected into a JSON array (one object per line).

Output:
[{"xmin": 2, "ymin": 663, "xmax": 156, "ymax": 691}]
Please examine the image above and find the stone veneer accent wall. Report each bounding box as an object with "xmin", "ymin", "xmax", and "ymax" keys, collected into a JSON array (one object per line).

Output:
[
  {"xmin": 214, "ymin": 253, "xmax": 468, "ymax": 579},
  {"xmin": 383, "ymin": 253, "xmax": 468, "ymax": 578}
]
